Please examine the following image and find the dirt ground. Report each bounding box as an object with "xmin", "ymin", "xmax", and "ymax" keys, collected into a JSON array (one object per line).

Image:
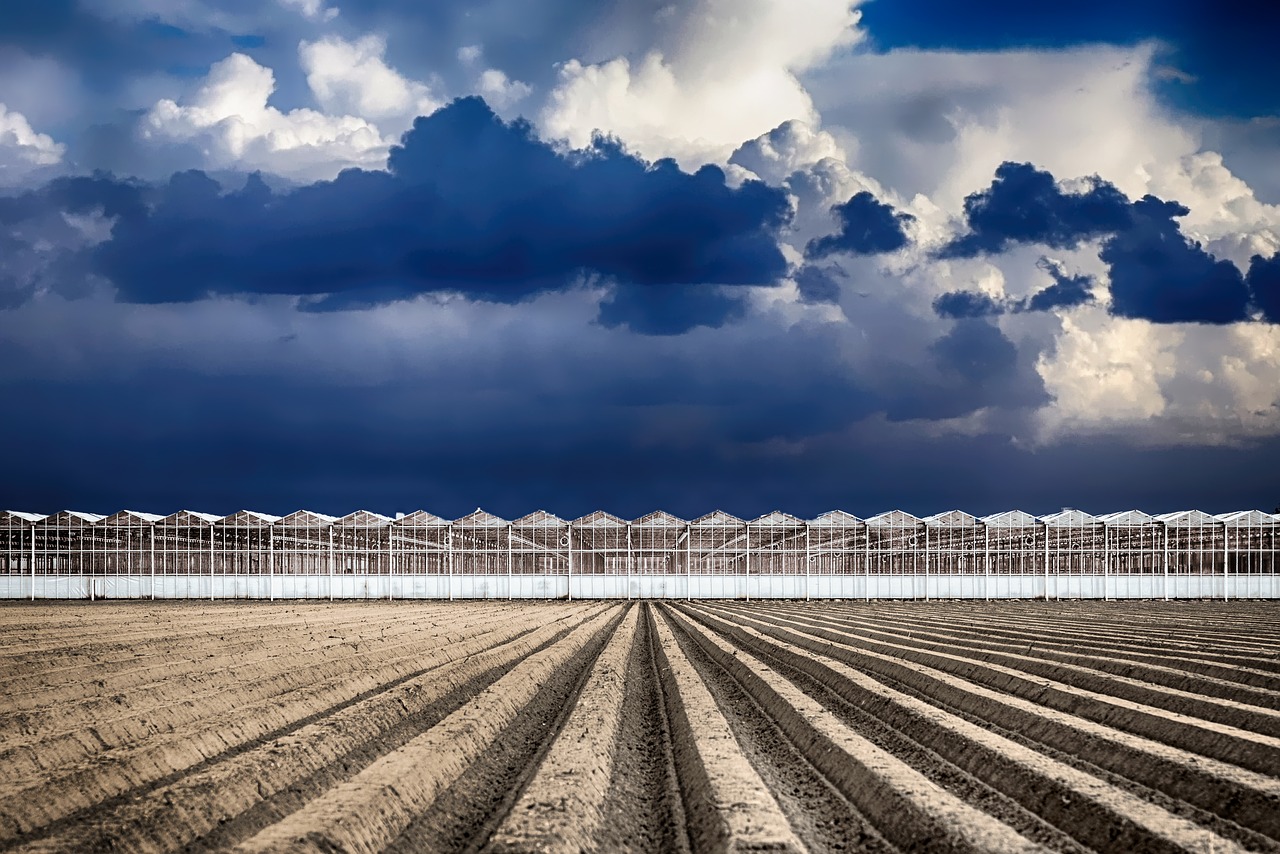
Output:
[{"xmin": 1, "ymin": 599, "xmax": 1278, "ymax": 853}]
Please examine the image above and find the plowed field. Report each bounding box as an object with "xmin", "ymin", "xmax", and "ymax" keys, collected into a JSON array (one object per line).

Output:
[{"xmin": 2, "ymin": 600, "xmax": 1278, "ymax": 852}]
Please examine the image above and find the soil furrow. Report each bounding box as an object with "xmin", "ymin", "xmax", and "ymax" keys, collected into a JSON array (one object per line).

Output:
[
  {"xmin": 0, "ymin": 605, "xmax": 427, "ymax": 665},
  {"xmin": 482, "ymin": 605, "xmax": 641, "ymax": 853},
  {"xmin": 0, "ymin": 606, "xmax": 598, "ymax": 845},
  {"xmin": 755, "ymin": 607, "xmax": 1280, "ymax": 734},
  {"xmin": 687, "ymin": 611, "xmax": 1092, "ymax": 852},
  {"xmin": 15, "ymin": 606, "xmax": 603, "ymax": 854},
  {"xmin": 386, "ymin": 607, "xmax": 629, "ymax": 853},
  {"xmin": 230, "ymin": 606, "xmax": 622, "ymax": 854},
  {"xmin": 591, "ymin": 603, "xmax": 691, "ymax": 854},
  {"xmin": 687, "ymin": 604, "xmax": 1256, "ymax": 854},
  {"xmin": 0, "ymin": 611, "xmax": 512, "ymax": 758},
  {"xmin": 701, "ymin": 603, "xmax": 1280, "ymax": 843},
  {"xmin": 792, "ymin": 600, "xmax": 1280, "ymax": 649},
  {"xmin": 776, "ymin": 605, "xmax": 1280, "ymax": 691},
  {"xmin": 854, "ymin": 654, "xmax": 1280, "ymax": 853},
  {"xmin": 828, "ymin": 604, "xmax": 1280, "ymax": 661},
  {"xmin": 0, "ymin": 607, "xmax": 503, "ymax": 714},
  {"xmin": 648, "ymin": 605, "xmax": 809, "ymax": 853},
  {"xmin": 764, "ymin": 604, "xmax": 1280, "ymax": 698},
  {"xmin": 666, "ymin": 605, "xmax": 1048, "ymax": 853},
  {"xmin": 729, "ymin": 606, "xmax": 1280, "ymax": 774}
]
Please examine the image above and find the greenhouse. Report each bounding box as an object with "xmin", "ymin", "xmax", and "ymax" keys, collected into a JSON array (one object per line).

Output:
[{"xmin": 1, "ymin": 507, "xmax": 1276, "ymax": 600}]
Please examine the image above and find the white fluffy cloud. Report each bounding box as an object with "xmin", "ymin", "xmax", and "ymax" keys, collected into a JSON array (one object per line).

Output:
[
  {"xmin": 730, "ymin": 119, "xmax": 844, "ymax": 185},
  {"xmin": 803, "ymin": 42, "xmax": 1280, "ymax": 252},
  {"xmin": 541, "ymin": 0, "xmax": 865, "ymax": 167},
  {"xmin": 280, "ymin": 0, "xmax": 339, "ymax": 22},
  {"xmin": 457, "ymin": 46, "xmax": 535, "ymax": 113},
  {"xmin": 142, "ymin": 53, "xmax": 390, "ymax": 181},
  {"xmin": 1035, "ymin": 310, "xmax": 1280, "ymax": 445},
  {"xmin": 1036, "ymin": 310, "xmax": 1175, "ymax": 436},
  {"xmin": 475, "ymin": 69, "xmax": 532, "ymax": 111},
  {"xmin": 803, "ymin": 44, "xmax": 1180, "ymax": 211},
  {"xmin": 299, "ymin": 35, "xmax": 441, "ymax": 129},
  {"xmin": 0, "ymin": 103, "xmax": 64, "ymax": 185},
  {"xmin": 775, "ymin": 40, "xmax": 1280, "ymax": 447},
  {"xmin": 1144, "ymin": 151, "xmax": 1280, "ymax": 269}
]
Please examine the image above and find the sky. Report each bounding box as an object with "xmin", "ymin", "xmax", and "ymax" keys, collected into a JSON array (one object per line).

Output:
[{"xmin": 1, "ymin": 0, "xmax": 1278, "ymax": 520}]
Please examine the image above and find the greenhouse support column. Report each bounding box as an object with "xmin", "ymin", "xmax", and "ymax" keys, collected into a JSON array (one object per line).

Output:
[
  {"xmin": 626, "ymin": 523, "xmax": 632, "ymax": 601},
  {"xmin": 209, "ymin": 523, "xmax": 215, "ymax": 601},
  {"xmin": 150, "ymin": 523, "xmax": 156, "ymax": 600},
  {"xmin": 507, "ymin": 524, "xmax": 513, "ymax": 601},
  {"xmin": 1043, "ymin": 525, "xmax": 1050, "ymax": 601},
  {"xmin": 328, "ymin": 525, "xmax": 335, "ymax": 602},
  {"xmin": 984, "ymin": 526, "xmax": 991, "ymax": 602},
  {"xmin": 567, "ymin": 523, "xmax": 573, "ymax": 602},
  {"xmin": 1162, "ymin": 524, "xmax": 1170, "ymax": 601},
  {"xmin": 30, "ymin": 523, "xmax": 36, "ymax": 601},
  {"xmin": 387, "ymin": 528, "xmax": 393, "ymax": 602},
  {"xmin": 685, "ymin": 526, "xmax": 691, "ymax": 602},
  {"xmin": 804, "ymin": 524, "xmax": 811, "ymax": 601},
  {"xmin": 1272, "ymin": 523, "xmax": 1277, "ymax": 601},
  {"xmin": 447, "ymin": 525, "xmax": 454, "ymax": 602},
  {"xmin": 745, "ymin": 527, "xmax": 751, "ymax": 603},
  {"xmin": 268, "ymin": 526, "xmax": 274, "ymax": 602},
  {"xmin": 1223, "ymin": 522, "xmax": 1230, "ymax": 602},
  {"xmin": 864, "ymin": 532, "xmax": 871, "ymax": 602},
  {"xmin": 923, "ymin": 526, "xmax": 929, "ymax": 602},
  {"xmin": 1103, "ymin": 527, "xmax": 1109, "ymax": 601}
]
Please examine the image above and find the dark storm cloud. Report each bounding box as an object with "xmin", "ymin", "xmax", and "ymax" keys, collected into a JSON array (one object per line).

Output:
[
  {"xmin": 932, "ymin": 290, "xmax": 1003, "ymax": 319},
  {"xmin": 805, "ymin": 191, "xmax": 914, "ymax": 258},
  {"xmin": 933, "ymin": 258, "xmax": 1095, "ymax": 319},
  {"xmin": 943, "ymin": 161, "xmax": 1277, "ymax": 325},
  {"xmin": 594, "ymin": 283, "xmax": 747, "ymax": 335},
  {"xmin": 793, "ymin": 264, "xmax": 844, "ymax": 304},
  {"xmin": 1102, "ymin": 196, "xmax": 1251, "ymax": 324},
  {"xmin": 1248, "ymin": 252, "xmax": 1280, "ymax": 323},
  {"xmin": 940, "ymin": 162, "xmax": 1131, "ymax": 258},
  {"xmin": 0, "ymin": 340, "xmax": 1156, "ymax": 522},
  {"xmin": 82, "ymin": 98, "xmax": 790, "ymax": 333},
  {"xmin": 930, "ymin": 319, "xmax": 1022, "ymax": 386},
  {"xmin": 12, "ymin": 368, "xmax": 1277, "ymax": 521},
  {"xmin": 1025, "ymin": 259, "xmax": 1093, "ymax": 312},
  {"xmin": 0, "ymin": 284, "xmax": 1064, "ymax": 520},
  {"xmin": 884, "ymin": 318, "xmax": 1048, "ymax": 421},
  {"xmin": 0, "ymin": 316, "xmax": 881, "ymax": 517},
  {"xmin": 0, "ymin": 172, "xmax": 146, "ymax": 222}
]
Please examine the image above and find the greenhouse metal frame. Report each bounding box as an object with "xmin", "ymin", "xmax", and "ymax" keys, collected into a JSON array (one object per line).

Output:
[{"xmin": 1, "ymin": 507, "xmax": 1277, "ymax": 600}]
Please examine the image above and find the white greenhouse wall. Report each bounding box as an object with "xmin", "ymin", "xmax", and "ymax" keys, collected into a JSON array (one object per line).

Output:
[{"xmin": 1, "ymin": 573, "xmax": 1276, "ymax": 600}]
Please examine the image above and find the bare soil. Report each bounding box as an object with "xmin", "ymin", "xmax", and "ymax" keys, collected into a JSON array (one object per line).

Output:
[{"xmin": 2, "ymin": 599, "xmax": 1279, "ymax": 853}]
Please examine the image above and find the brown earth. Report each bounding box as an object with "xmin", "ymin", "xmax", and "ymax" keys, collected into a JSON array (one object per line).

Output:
[{"xmin": 1, "ymin": 599, "xmax": 1279, "ymax": 853}]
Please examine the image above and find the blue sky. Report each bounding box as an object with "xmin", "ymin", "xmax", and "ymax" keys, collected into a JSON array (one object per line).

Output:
[{"xmin": 1, "ymin": 0, "xmax": 1278, "ymax": 518}]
